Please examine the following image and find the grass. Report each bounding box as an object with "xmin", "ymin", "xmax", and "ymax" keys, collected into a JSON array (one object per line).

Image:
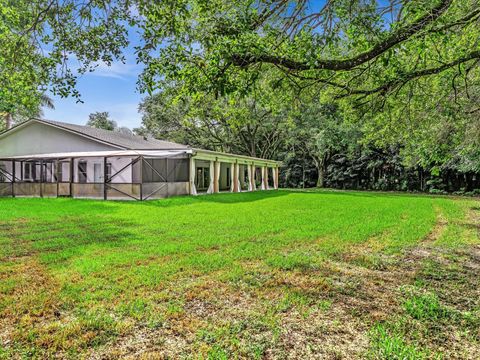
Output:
[{"xmin": 0, "ymin": 189, "xmax": 478, "ymax": 358}]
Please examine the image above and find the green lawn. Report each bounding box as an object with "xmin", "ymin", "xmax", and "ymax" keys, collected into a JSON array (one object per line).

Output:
[{"xmin": 0, "ymin": 190, "xmax": 479, "ymax": 358}]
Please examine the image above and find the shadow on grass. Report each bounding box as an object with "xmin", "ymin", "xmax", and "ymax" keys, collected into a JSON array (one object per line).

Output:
[{"xmin": 138, "ymin": 189, "xmax": 290, "ymax": 208}]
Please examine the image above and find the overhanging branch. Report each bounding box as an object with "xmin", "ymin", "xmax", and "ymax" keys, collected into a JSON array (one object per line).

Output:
[
  {"xmin": 336, "ymin": 50, "xmax": 480, "ymax": 98},
  {"xmin": 231, "ymin": 0, "xmax": 452, "ymax": 71}
]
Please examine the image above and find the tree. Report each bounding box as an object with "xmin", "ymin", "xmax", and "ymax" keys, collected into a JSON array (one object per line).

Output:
[
  {"xmin": 295, "ymin": 103, "xmax": 357, "ymax": 188},
  {"xmin": 135, "ymin": 0, "xmax": 480, "ymax": 102},
  {"xmin": 0, "ymin": 0, "xmax": 129, "ymax": 127},
  {"xmin": 86, "ymin": 111, "xmax": 133, "ymax": 135},
  {"xmin": 1, "ymin": 94, "xmax": 54, "ymax": 130},
  {"xmin": 87, "ymin": 112, "xmax": 117, "ymax": 131},
  {"xmin": 137, "ymin": 74, "xmax": 293, "ymax": 159}
]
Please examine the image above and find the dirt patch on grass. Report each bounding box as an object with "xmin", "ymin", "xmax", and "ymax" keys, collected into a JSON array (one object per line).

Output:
[{"xmin": 0, "ymin": 258, "xmax": 62, "ymax": 353}]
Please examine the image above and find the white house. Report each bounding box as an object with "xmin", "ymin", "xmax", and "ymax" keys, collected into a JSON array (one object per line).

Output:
[{"xmin": 0, "ymin": 119, "xmax": 280, "ymax": 200}]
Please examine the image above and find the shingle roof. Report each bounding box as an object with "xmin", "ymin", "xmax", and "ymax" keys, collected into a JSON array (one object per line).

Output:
[{"xmin": 37, "ymin": 119, "xmax": 189, "ymax": 150}]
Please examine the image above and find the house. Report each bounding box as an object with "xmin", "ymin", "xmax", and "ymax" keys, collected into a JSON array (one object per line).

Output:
[{"xmin": 0, "ymin": 119, "xmax": 280, "ymax": 200}]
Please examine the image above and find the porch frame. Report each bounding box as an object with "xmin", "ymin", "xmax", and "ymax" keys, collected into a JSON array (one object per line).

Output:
[{"xmin": 0, "ymin": 149, "xmax": 281, "ymax": 200}]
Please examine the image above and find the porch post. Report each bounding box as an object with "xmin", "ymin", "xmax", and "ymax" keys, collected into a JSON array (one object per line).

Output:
[
  {"xmin": 56, "ymin": 159, "xmax": 60, "ymax": 197},
  {"xmin": 189, "ymin": 156, "xmax": 197, "ymax": 195},
  {"xmin": 247, "ymin": 164, "xmax": 252, "ymax": 191},
  {"xmin": 264, "ymin": 166, "xmax": 269, "ymax": 190},
  {"xmin": 213, "ymin": 160, "xmax": 220, "ymax": 193},
  {"xmin": 207, "ymin": 160, "xmax": 214, "ymax": 194},
  {"xmin": 11, "ymin": 160, "xmax": 15, "ymax": 198},
  {"xmin": 103, "ymin": 157, "xmax": 107, "ymax": 200},
  {"xmin": 233, "ymin": 162, "xmax": 239, "ymax": 192},
  {"xmin": 139, "ymin": 156, "xmax": 143, "ymax": 201},
  {"xmin": 239, "ymin": 164, "xmax": 245, "ymax": 191},
  {"xmin": 39, "ymin": 160, "xmax": 43, "ymax": 198},
  {"xmin": 274, "ymin": 166, "xmax": 279, "ymax": 190},
  {"xmin": 69, "ymin": 158, "xmax": 74, "ymax": 197},
  {"xmin": 260, "ymin": 166, "xmax": 266, "ymax": 190},
  {"xmin": 251, "ymin": 164, "xmax": 257, "ymax": 191}
]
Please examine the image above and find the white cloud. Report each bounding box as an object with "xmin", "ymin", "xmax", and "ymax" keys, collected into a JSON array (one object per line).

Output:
[{"xmin": 87, "ymin": 61, "xmax": 141, "ymax": 80}]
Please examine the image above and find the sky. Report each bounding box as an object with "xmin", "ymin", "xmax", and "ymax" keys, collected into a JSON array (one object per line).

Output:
[{"xmin": 43, "ymin": 29, "xmax": 145, "ymax": 130}]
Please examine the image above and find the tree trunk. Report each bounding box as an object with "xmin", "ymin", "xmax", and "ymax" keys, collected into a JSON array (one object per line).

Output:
[
  {"xmin": 302, "ymin": 164, "xmax": 305, "ymax": 189},
  {"xmin": 312, "ymin": 156, "xmax": 325, "ymax": 188},
  {"xmin": 317, "ymin": 166, "xmax": 325, "ymax": 188},
  {"xmin": 5, "ymin": 112, "xmax": 13, "ymax": 129}
]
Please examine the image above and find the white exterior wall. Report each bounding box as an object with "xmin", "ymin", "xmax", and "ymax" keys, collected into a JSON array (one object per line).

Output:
[
  {"xmin": 0, "ymin": 121, "xmax": 118, "ymax": 157},
  {"xmin": 73, "ymin": 157, "xmax": 135, "ymax": 183}
]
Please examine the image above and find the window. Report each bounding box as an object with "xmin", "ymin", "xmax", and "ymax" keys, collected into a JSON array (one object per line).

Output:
[
  {"xmin": 78, "ymin": 161, "xmax": 87, "ymax": 183},
  {"xmin": 195, "ymin": 167, "xmax": 210, "ymax": 190},
  {"xmin": 24, "ymin": 162, "xmax": 35, "ymax": 181}
]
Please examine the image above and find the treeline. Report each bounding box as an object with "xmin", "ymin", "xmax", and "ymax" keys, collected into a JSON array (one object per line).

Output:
[
  {"xmin": 3, "ymin": 0, "xmax": 480, "ymax": 196},
  {"xmin": 135, "ymin": 82, "xmax": 480, "ymax": 195},
  {"xmin": 283, "ymin": 146, "xmax": 480, "ymax": 195}
]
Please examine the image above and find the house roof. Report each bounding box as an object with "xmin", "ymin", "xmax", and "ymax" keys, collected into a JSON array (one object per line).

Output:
[
  {"xmin": 40, "ymin": 119, "xmax": 190, "ymax": 150},
  {"xmin": 0, "ymin": 118, "xmax": 281, "ymax": 166},
  {"xmin": 1, "ymin": 119, "xmax": 190, "ymax": 150}
]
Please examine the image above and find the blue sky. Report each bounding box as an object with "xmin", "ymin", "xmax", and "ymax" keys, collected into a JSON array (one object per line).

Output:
[{"xmin": 43, "ymin": 29, "xmax": 145, "ymax": 130}]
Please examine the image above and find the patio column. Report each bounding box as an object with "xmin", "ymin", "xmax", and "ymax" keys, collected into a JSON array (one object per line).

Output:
[
  {"xmin": 232, "ymin": 162, "xmax": 240, "ymax": 192},
  {"xmin": 207, "ymin": 160, "xmax": 214, "ymax": 194},
  {"xmin": 260, "ymin": 166, "xmax": 266, "ymax": 190},
  {"xmin": 39, "ymin": 160, "xmax": 43, "ymax": 198},
  {"xmin": 229, "ymin": 162, "xmax": 234, "ymax": 192},
  {"xmin": 103, "ymin": 157, "xmax": 107, "ymax": 200},
  {"xmin": 247, "ymin": 164, "xmax": 252, "ymax": 191},
  {"xmin": 56, "ymin": 159, "xmax": 60, "ymax": 198},
  {"xmin": 213, "ymin": 160, "xmax": 220, "ymax": 193},
  {"xmin": 273, "ymin": 166, "xmax": 279, "ymax": 189},
  {"xmin": 11, "ymin": 160, "xmax": 15, "ymax": 198},
  {"xmin": 251, "ymin": 164, "xmax": 257, "ymax": 191},
  {"xmin": 264, "ymin": 167, "xmax": 269, "ymax": 190},
  {"xmin": 189, "ymin": 156, "xmax": 197, "ymax": 195},
  {"xmin": 69, "ymin": 158, "xmax": 74, "ymax": 197}
]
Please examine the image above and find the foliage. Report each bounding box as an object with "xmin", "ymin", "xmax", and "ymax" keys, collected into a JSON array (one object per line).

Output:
[
  {"xmin": 86, "ymin": 111, "xmax": 132, "ymax": 134},
  {"xmin": 0, "ymin": 0, "xmax": 129, "ymax": 123},
  {"xmin": 134, "ymin": 0, "xmax": 480, "ymax": 102},
  {"xmin": 136, "ymin": 73, "xmax": 294, "ymax": 158},
  {"xmin": 87, "ymin": 112, "xmax": 118, "ymax": 131},
  {"xmin": 1, "ymin": 0, "xmax": 479, "ymax": 192}
]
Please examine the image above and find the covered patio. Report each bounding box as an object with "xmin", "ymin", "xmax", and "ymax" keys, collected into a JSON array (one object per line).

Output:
[
  {"xmin": 190, "ymin": 149, "xmax": 280, "ymax": 195},
  {"xmin": 0, "ymin": 150, "xmax": 192, "ymax": 200},
  {"xmin": 0, "ymin": 149, "xmax": 280, "ymax": 200}
]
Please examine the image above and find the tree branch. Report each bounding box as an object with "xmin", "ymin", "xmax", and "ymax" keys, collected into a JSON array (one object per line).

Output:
[
  {"xmin": 230, "ymin": 0, "xmax": 452, "ymax": 71},
  {"xmin": 337, "ymin": 50, "xmax": 480, "ymax": 98}
]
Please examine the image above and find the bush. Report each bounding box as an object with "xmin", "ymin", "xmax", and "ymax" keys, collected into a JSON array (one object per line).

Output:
[{"xmin": 428, "ymin": 188, "xmax": 448, "ymax": 195}]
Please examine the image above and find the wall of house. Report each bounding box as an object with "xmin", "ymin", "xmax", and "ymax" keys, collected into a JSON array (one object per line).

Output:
[
  {"xmin": 72, "ymin": 157, "xmax": 135, "ymax": 183},
  {"xmin": 0, "ymin": 121, "xmax": 118, "ymax": 157}
]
